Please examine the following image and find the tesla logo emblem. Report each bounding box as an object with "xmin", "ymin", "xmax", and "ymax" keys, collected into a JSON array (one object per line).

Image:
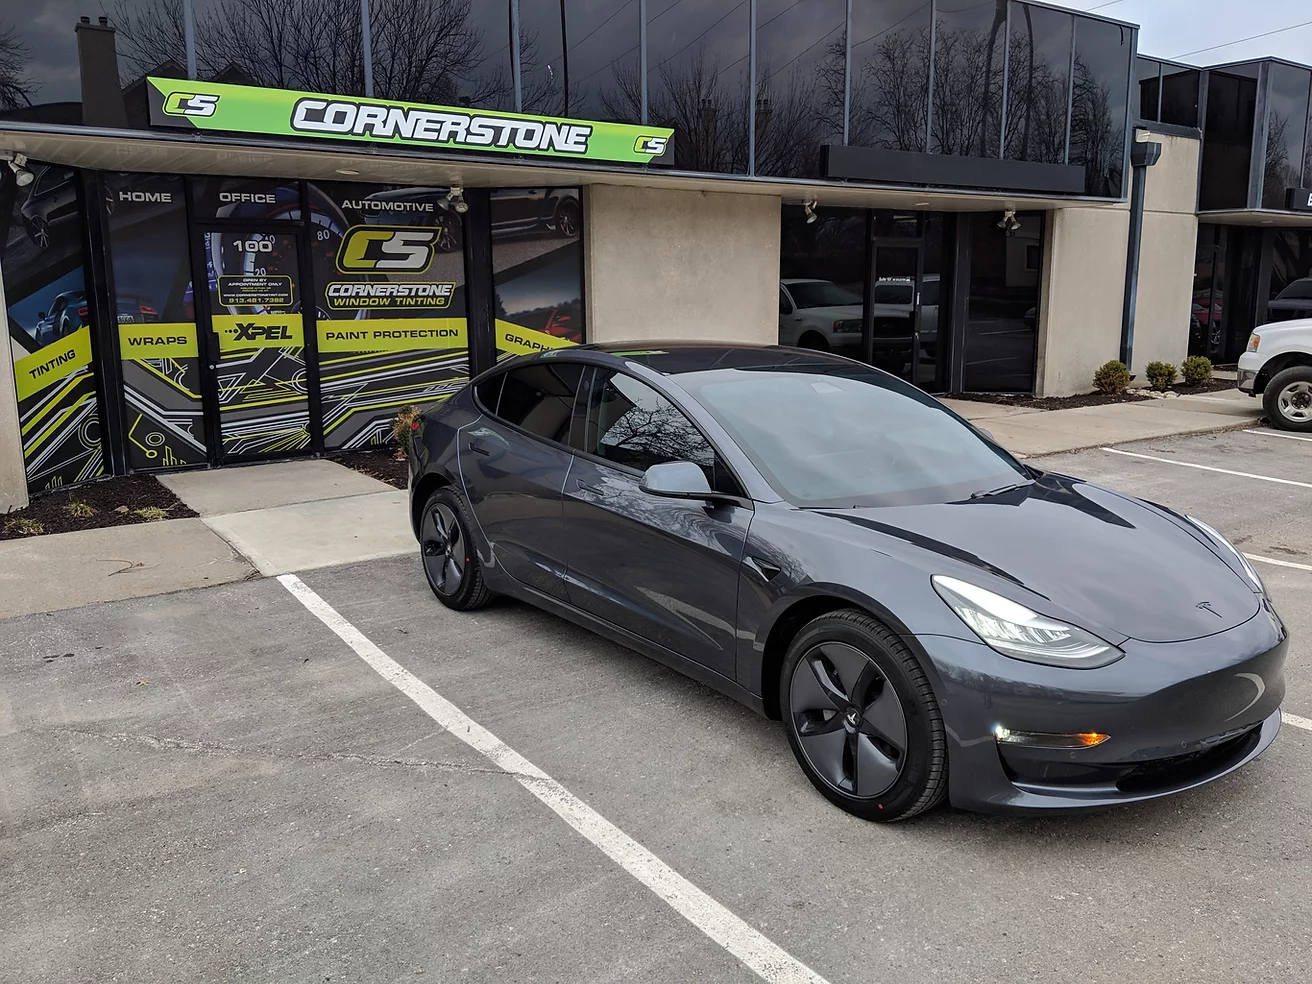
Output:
[
  {"xmin": 1225, "ymin": 672, "xmax": 1266, "ymax": 721},
  {"xmin": 233, "ymin": 322, "xmax": 292, "ymax": 340},
  {"xmin": 1196, "ymin": 601, "xmax": 1223, "ymax": 617}
]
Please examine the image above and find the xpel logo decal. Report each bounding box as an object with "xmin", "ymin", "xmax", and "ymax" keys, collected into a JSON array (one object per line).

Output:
[
  {"xmin": 336, "ymin": 226, "xmax": 440, "ymax": 273},
  {"xmin": 163, "ymin": 93, "xmax": 220, "ymax": 117},
  {"xmin": 232, "ymin": 322, "xmax": 292, "ymax": 341},
  {"xmin": 634, "ymin": 135, "xmax": 668, "ymax": 155}
]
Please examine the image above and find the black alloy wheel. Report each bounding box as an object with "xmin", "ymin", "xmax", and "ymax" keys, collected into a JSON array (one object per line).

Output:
[
  {"xmin": 555, "ymin": 198, "xmax": 581, "ymax": 238},
  {"xmin": 782, "ymin": 610, "xmax": 948, "ymax": 821},
  {"xmin": 790, "ymin": 642, "xmax": 908, "ymax": 799},
  {"xmin": 420, "ymin": 488, "xmax": 491, "ymax": 610}
]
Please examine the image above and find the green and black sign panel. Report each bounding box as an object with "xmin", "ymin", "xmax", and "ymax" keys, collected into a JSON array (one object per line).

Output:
[{"xmin": 146, "ymin": 78, "xmax": 673, "ymax": 165}]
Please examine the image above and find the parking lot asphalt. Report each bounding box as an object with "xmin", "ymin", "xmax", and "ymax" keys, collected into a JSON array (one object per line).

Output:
[{"xmin": 4, "ymin": 427, "xmax": 1312, "ymax": 984}]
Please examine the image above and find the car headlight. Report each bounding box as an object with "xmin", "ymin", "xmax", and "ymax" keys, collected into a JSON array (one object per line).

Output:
[
  {"xmin": 931, "ymin": 575, "xmax": 1123, "ymax": 668},
  {"xmin": 1246, "ymin": 332, "xmax": 1260, "ymax": 352},
  {"xmin": 1185, "ymin": 515, "xmax": 1264, "ymax": 592}
]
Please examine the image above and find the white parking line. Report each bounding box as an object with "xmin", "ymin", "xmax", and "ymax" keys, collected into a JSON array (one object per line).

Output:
[
  {"xmin": 278, "ymin": 573, "xmax": 831, "ymax": 984},
  {"xmin": 1284, "ymin": 712, "xmax": 1312, "ymax": 733},
  {"xmin": 1099, "ymin": 447, "xmax": 1312, "ymax": 489},
  {"xmin": 1245, "ymin": 553, "xmax": 1312, "ymax": 573},
  {"xmin": 1244, "ymin": 428, "xmax": 1312, "ymax": 444}
]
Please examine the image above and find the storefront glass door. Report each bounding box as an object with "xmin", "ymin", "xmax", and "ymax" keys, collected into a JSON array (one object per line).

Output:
[
  {"xmin": 198, "ymin": 227, "xmax": 316, "ymax": 460},
  {"xmin": 868, "ymin": 243, "xmax": 921, "ymax": 384}
]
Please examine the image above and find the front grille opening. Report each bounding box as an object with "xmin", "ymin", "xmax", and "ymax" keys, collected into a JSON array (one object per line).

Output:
[{"xmin": 1115, "ymin": 728, "xmax": 1260, "ymax": 794}]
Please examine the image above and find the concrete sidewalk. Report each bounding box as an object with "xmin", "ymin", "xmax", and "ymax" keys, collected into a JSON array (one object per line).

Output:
[{"xmin": 942, "ymin": 386, "xmax": 1262, "ymax": 457}]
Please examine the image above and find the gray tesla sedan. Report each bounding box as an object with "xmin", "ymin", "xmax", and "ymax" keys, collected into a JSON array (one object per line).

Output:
[{"xmin": 407, "ymin": 343, "xmax": 1286, "ymax": 821}]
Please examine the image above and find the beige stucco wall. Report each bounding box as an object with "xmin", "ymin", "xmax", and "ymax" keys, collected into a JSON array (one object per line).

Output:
[
  {"xmin": 1036, "ymin": 128, "xmax": 1201, "ymax": 396},
  {"xmin": 584, "ymin": 185, "xmax": 780, "ymax": 345},
  {"xmin": 0, "ymin": 260, "xmax": 29, "ymax": 511}
]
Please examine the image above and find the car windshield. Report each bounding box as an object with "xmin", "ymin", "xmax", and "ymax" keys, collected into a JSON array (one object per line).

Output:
[
  {"xmin": 787, "ymin": 282, "xmax": 861, "ymax": 309},
  {"xmin": 679, "ymin": 366, "xmax": 1029, "ymax": 507},
  {"xmin": 1275, "ymin": 279, "xmax": 1312, "ymax": 301}
]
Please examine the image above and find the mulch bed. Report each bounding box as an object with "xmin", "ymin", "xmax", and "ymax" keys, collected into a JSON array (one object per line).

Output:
[
  {"xmin": 329, "ymin": 447, "xmax": 409, "ymax": 490},
  {"xmin": 1, "ymin": 475, "xmax": 198, "ymax": 541},
  {"xmin": 950, "ymin": 376, "xmax": 1240, "ymax": 411}
]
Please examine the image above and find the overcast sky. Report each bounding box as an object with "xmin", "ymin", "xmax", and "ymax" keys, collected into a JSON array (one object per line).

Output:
[{"xmin": 1051, "ymin": 0, "xmax": 1311, "ymax": 65}]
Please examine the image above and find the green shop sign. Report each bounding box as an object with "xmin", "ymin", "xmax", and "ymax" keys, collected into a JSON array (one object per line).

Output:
[{"xmin": 147, "ymin": 78, "xmax": 673, "ymax": 164}]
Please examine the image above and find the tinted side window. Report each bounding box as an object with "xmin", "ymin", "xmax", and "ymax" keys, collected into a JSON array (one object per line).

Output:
[
  {"xmin": 475, "ymin": 373, "xmax": 504, "ymax": 413},
  {"xmin": 582, "ymin": 370, "xmax": 740, "ymax": 494},
  {"xmin": 493, "ymin": 363, "xmax": 587, "ymax": 443},
  {"xmin": 779, "ymin": 287, "xmax": 792, "ymax": 314}
]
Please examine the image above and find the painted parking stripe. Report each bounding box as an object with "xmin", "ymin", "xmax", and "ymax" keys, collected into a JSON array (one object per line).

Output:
[
  {"xmin": 1099, "ymin": 447, "xmax": 1312, "ymax": 489},
  {"xmin": 1245, "ymin": 553, "xmax": 1312, "ymax": 573},
  {"xmin": 1284, "ymin": 712, "xmax": 1312, "ymax": 733},
  {"xmin": 1243, "ymin": 428, "xmax": 1312, "ymax": 444},
  {"xmin": 278, "ymin": 573, "xmax": 832, "ymax": 984}
]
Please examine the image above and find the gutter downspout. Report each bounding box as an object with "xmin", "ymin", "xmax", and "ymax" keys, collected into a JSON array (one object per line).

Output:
[{"xmin": 1120, "ymin": 135, "xmax": 1161, "ymax": 370}]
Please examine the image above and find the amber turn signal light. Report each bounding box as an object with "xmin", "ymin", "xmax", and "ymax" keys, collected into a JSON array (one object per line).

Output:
[{"xmin": 993, "ymin": 725, "xmax": 1110, "ymax": 748}]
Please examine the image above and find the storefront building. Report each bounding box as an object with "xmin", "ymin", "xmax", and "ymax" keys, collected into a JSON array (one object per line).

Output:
[{"xmin": 0, "ymin": 1, "xmax": 1291, "ymax": 509}]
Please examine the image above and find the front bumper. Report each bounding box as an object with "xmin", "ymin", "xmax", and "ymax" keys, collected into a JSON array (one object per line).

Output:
[
  {"xmin": 920, "ymin": 600, "xmax": 1287, "ymax": 814},
  {"xmin": 1236, "ymin": 352, "xmax": 1264, "ymax": 393}
]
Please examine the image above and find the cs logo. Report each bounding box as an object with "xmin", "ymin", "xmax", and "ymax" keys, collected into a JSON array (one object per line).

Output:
[
  {"xmin": 163, "ymin": 93, "xmax": 220, "ymax": 117},
  {"xmin": 634, "ymin": 135, "xmax": 669, "ymax": 156},
  {"xmin": 336, "ymin": 226, "xmax": 439, "ymax": 273}
]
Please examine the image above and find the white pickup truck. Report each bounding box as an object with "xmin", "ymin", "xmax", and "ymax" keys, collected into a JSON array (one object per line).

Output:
[{"xmin": 1237, "ymin": 315, "xmax": 1312, "ymax": 431}]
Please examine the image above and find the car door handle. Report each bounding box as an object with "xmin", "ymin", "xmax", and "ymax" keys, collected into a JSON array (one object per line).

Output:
[
  {"xmin": 575, "ymin": 480, "xmax": 608, "ymax": 496},
  {"xmin": 467, "ymin": 441, "xmax": 491, "ymax": 456}
]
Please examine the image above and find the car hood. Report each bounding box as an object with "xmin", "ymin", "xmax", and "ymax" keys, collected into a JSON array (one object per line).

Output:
[
  {"xmin": 823, "ymin": 475, "xmax": 1259, "ymax": 644},
  {"xmin": 793, "ymin": 304, "xmax": 863, "ymax": 321}
]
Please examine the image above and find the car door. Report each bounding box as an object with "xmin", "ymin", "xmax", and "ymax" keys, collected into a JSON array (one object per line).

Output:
[
  {"xmin": 562, "ymin": 367, "xmax": 752, "ymax": 679},
  {"xmin": 459, "ymin": 361, "xmax": 587, "ymax": 601}
]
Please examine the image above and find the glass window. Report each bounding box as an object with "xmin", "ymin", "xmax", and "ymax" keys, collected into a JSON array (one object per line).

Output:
[
  {"xmin": 192, "ymin": 0, "xmax": 365, "ymax": 98},
  {"xmin": 1200, "ymin": 69, "xmax": 1259, "ymax": 211},
  {"xmin": 1137, "ymin": 57, "xmax": 1160, "ymax": 121},
  {"xmin": 519, "ymin": 0, "xmax": 641, "ymax": 123},
  {"xmin": 492, "ymin": 188, "xmax": 585, "ymax": 361},
  {"xmin": 367, "ymin": 0, "xmax": 511, "ymax": 109},
  {"xmin": 789, "ymin": 281, "xmax": 863, "ymax": 309},
  {"xmin": 2, "ymin": 160, "xmax": 106, "ymax": 492},
  {"xmin": 754, "ymin": 0, "xmax": 845, "ymax": 178},
  {"xmin": 308, "ymin": 182, "xmax": 470, "ymax": 448},
  {"xmin": 1261, "ymin": 65, "xmax": 1311, "ymax": 210},
  {"xmin": 1069, "ymin": 17, "xmax": 1132, "ymax": 197},
  {"xmin": 962, "ymin": 212, "xmax": 1042, "ymax": 393},
  {"xmin": 778, "ymin": 205, "xmax": 867, "ymax": 357},
  {"xmin": 680, "ymin": 366, "xmax": 1027, "ymax": 508},
  {"xmin": 0, "ymin": 2, "xmax": 186, "ymax": 129},
  {"xmin": 1160, "ymin": 65, "xmax": 1200, "ymax": 128},
  {"xmin": 105, "ymin": 173, "xmax": 208, "ymax": 470},
  {"xmin": 646, "ymin": 0, "xmax": 750, "ymax": 174},
  {"xmin": 495, "ymin": 362, "xmax": 587, "ymax": 442},
  {"xmin": 190, "ymin": 177, "xmax": 302, "ymax": 221},
  {"xmin": 849, "ymin": 0, "xmax": 932, "ymax": 152},
  {"xmin": 1267, "ymin": 230, "xmax": 1312, "ymax": 323},
  {"xmin": 582, "ymin": 370, "xmax": 737, "ymax": 493},
  {"xmin": 779, "ymin": 286, "xmax": 792, "ymax": 314},
  {"xmin": 931, "ymin": 0, "xmax": 1007, "ymax": 157},
  {"xmin": 1003, "ymin": 3, "xmax": 1072, "ymax": 165}
]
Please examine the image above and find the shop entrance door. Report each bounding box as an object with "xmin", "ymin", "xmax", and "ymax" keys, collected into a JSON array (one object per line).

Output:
[
  {"xmin": 195, "ymin": 226, "xmax": 320, "ymax": 462},
  {"xmin": 867, "ymin": 243, "xmax": 923, "ymax": 386}
]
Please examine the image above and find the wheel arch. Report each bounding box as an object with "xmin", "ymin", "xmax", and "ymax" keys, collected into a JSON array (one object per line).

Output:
[
  {"xmin": 1255, "ymin": 352, "xmax": 1312, "ymax": 393},
  {"xmin": 410, "ymin": 469, "xmax": 455, "ymax": 539},
  {"xmin": 757, "ymin": 586, "xmax": 932, "ymax": 720}
]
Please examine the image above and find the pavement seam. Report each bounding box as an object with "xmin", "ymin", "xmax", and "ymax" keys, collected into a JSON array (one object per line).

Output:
[{"xmin": 41, "ymin": 727, "xmax": 539, "ymax": 781}]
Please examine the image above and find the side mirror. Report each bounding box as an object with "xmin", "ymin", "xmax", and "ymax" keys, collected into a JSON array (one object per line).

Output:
[{"xmin": 640, "ymin": 460, "xmax": 715, "ymax": 500}]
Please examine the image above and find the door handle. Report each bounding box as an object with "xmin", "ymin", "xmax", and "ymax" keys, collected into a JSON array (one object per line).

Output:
[
  {"xmin": 467, "ymin": 441, "xmax": 491, "ymax": 456},
  {"xmin": 575, "ymin": 480, "xmax": 607, "ymax": 496}
]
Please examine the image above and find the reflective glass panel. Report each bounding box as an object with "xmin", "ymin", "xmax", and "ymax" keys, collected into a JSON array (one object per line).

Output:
[
  {"xmin": 962, "ymin": 213, "xmax": 1041, "ymax": 393},
  {"xmin": 1069, "ymin": 17, "xmax": 1132, "ymax": 197},
  {"xmin": 754, "ymin": 0, "xmax": 845, "ymax": 178},
  {"xmin": 931, "ymin": 0, "xmax": 1007, "ymax": 157},
  {"xmin": 1003, "ymin": 3, "xmax": 1072, "ymax": 164},
  {"xmin": 1261, "ymin": 64, "xmax": 1311, "ymax": 209},
  {"xmin": 518, "ymin": 0, "xmax": 641, "ymax": 123},
  {"xmin": 1200, "ymin": 70, "xmax": 1258, "ymax": 211},
  {"xmin": 1160, "ymin": 65, "xmax": 1199, "ymax": 128},
  {"xmin": 646, "ymin": 0, "xmax": 750, "ymax": 173},
  {"xmin": 367, "ymin": 0, "xmax": 512, "ymax": 109},
  {"xmin": 1136, "ymin": 57, "xmax": 1160, "ymax": 121},
  {"xmin": 849, "ymin": 0, "xmax": 933, "ymax": 152}
]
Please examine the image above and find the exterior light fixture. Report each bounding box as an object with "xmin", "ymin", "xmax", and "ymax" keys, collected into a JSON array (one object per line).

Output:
[
  {"xmin": 803, "ymin": 199, "xmax": 818, "ymax": 224},
  {"xmin": 447, "ymin": 185, "xmax": 469, "ymax": 214},
  {"xmin": 3, "ymin": 152, "xmax": 33, "ymax": 187}
]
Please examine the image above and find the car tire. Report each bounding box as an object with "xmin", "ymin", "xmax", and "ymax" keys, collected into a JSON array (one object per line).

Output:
[
  {"xmin": 555, "ymin": 197, "xmax": 581, "ymax": 238},
  {"xmin": 797, "ymin": 331, "xmax": 829, "ymax": 351},
  {"xmin": 1263, "ymin": 366, "xmax": 1312, "ymax": 432},
  {"xmin": 419, "ymin": 487, "xmax": 492, "ymax": 611},
  {"xmin": 781, "ymin": 610, "xmax": 948, "ymax": 822}
]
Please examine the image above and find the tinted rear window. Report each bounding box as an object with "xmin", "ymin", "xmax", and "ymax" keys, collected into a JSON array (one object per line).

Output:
[{"xmin": 487, "ymin": 363, "xmax": 586, "ymax": 444}]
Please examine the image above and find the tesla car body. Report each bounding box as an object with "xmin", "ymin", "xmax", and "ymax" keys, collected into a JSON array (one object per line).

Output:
[{"xmin": 408, "ymin": 343, "xmax": 1286, "ymax": 821}]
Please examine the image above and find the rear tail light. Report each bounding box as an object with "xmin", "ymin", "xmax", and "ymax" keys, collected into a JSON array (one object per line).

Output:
[{"xmin": 77, "ymin": 306, "xmax": 88, "ymax": 317}]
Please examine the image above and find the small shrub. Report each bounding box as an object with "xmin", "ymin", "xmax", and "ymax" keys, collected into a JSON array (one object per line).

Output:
[
  {"xmin": 65, "ymin": 501, "xmax": 96, "ymax": 519},
  {"xmin": 391, "ymin": 404, "xmax": 422, "ymax": 444},
  {"xmin": 4, "ymin": 516, "xmax": 43, "ymax": 536},
  {"xmin": 1181, "ymin": 355, "xmax": 1213, "ymax": 387},
  {"xmin": 1093, "ymin": 360, "xmax": 1132, "ymax": 395},
  {"xmin": 1145, "ymin": 361, "xmax": 1178, "ymax": 391},
  {"xmin": 132, "ymin": 506, "xmax": 169, "ymax": 522}
]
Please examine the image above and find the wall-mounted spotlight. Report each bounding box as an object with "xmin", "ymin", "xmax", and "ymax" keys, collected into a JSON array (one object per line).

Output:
[
  {"xmin": 2, "ymin": 152, "xmax": 33, "ymax": 187},
  {"xmin": 447, "ymin": 185, "xmax": 469, "ymax": 214},
  {"xmin": 803, "ymin": 199, "xmax": 818, "ymax": 224},
  {"xmin": 996, "ymin": 208, "xmax": 1021, "ymax": 234}
]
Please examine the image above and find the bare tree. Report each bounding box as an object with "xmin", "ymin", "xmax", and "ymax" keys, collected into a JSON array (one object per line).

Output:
[
  {"xmin": 1069, "ymin": 54, "xmax": 1123, "ymax": 196},
  {"xmin": 848, "ymin": 26, "xmax": 931, "ymax": 152},
  {"xmin": 1002, "ymin": 17, "xmax": 1069, "ymax": 164},
  {"xmin": 1263, "ymin": 112, "xmax": 1293, "ymax": 208},
  {"xmin": 113, "ymin": 0, "xmax": 187, "ymax": 82},
  {"xmin": 0, "ymin": 21, "xmax": 35, "ymax": 108}
]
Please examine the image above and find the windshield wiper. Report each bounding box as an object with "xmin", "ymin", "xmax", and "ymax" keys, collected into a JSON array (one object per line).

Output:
[{"xmin": 968, "ymin": 481, "xmax": 1030, "ymax": 500}]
